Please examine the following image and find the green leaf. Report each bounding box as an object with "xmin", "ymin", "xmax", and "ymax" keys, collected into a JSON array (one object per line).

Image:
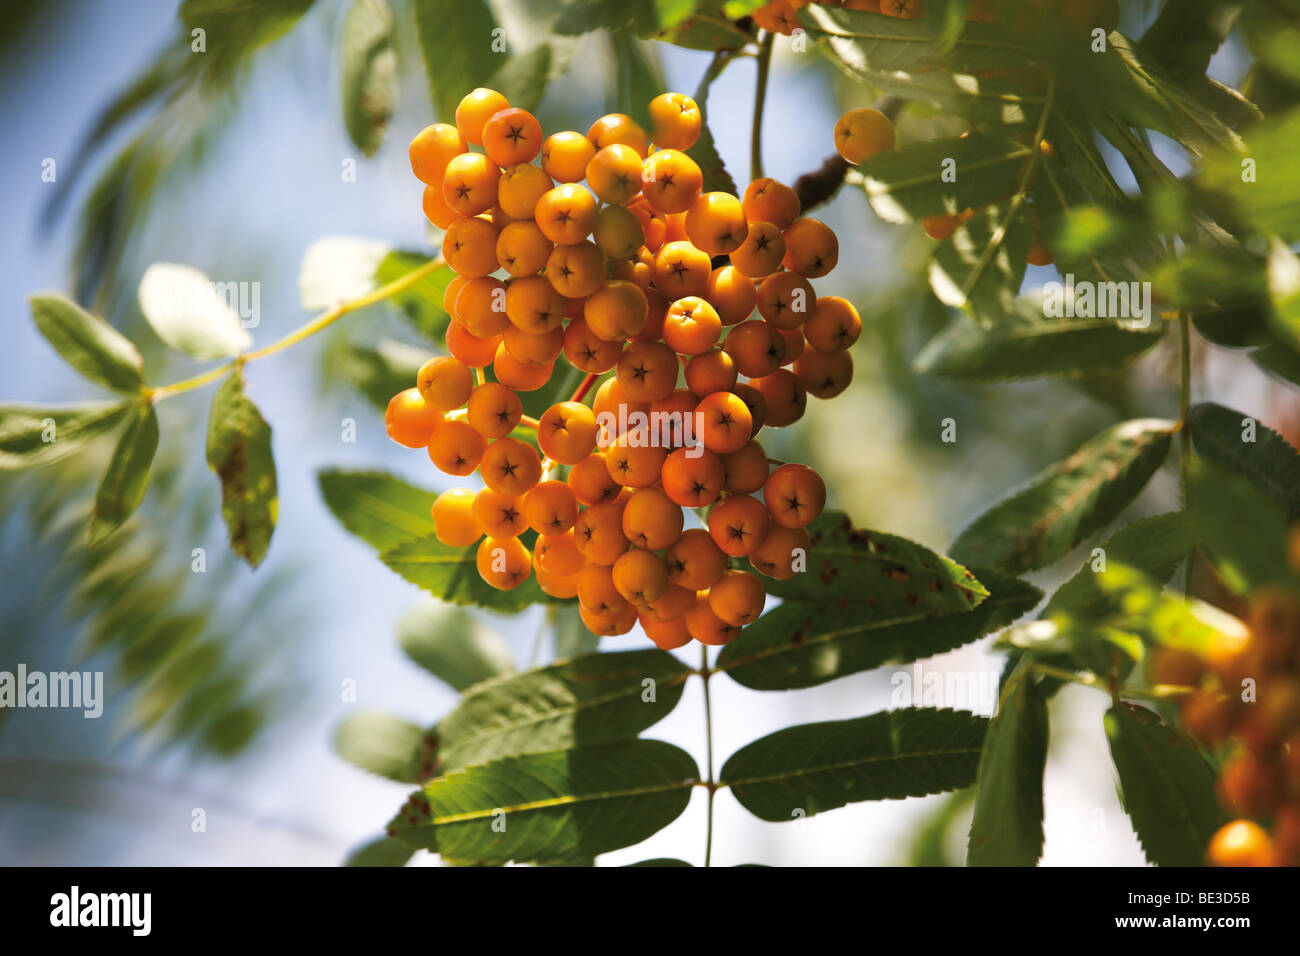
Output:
[
  {"xmin": 1139, "ymin": 0, "xmax": 1241, "ymax": 86},
  {"xmin": 374, "ymin": 250, "xmax": 455, "ymax": 343},
  {"xmin": 1185, "ymin": 459, "xmax": 1292, "ymax": 595},
  {"xmin": 655, "ymin": 1, "xmax": 750, "ymax": 51},
  {"xmin": 0, "ymin": 402, "xmax": 134, "ymax": 471},
  {"xmin": 1092, "ymin": 562, "xmax": 1251, "ymax": 657},
  {"xmin": 1104, "ymin": 702, "xmax": 1226, "ymax": 867},
  {"xmin": 1200, "ymin": 107, "xmax": 1300, "ymax": 239},
  {"xmin": 950, "ymin": 419, "xmax": 1176, "ymax": 574},
  {"xmin": 89, "ymin": 403, "xmax": 159, "ymax": 546},
  {"xmin": 29, "ymin": 293, "xmax": 144, "ymax": 392},
  {"xmin": 205, "ymin": 373, "xmax": 277, "ymax": 567},
  {"xmin": 860, "ymin": 135, "xmax": 1026, "ymax": 225},
  {"xmin": 915, "ymin": 305, "xmax": 1164, "ymax": 384},
  {"xmin": 414, "ymin": 0, "xmax": 498, "ymax": 122},
  {"xmin": 1268, "ymin": 238, "xmax": 1300, "ymax": 353},
  {"xmin": 550, "ymin": 603, "xmax": 601, "ymax": 659},
  {"xmin": 337, "ymin": 338, "xmax": 427, "ymax": 410},
  {"xmin": 317, "ymin": 468, "xmax": 436, "ymax": 552},
  {"xmin": 345, "ymin": 834, "xmax": 414, "ymax": 867},
  {"xmin": 389, "ymin": 740, "xmax": 698, "ymax": 864},
  {"xmin": 720, "ymin": 708, "xmax": 988, "ymax": 822},
  {"xmin": 928, "ymin": 200, "xmax": 1034, "ymax": 326},
  {"xmin": 485, "ymin": 43, "xmax": 552, "ymax": 113},
  {"xmin": 1253, "ymin": 339, "xmax": 1300, "ymax": 388},
  {"xmin": 340, "ymin": 0, "xmax": 396, "ymax": 157},
  {"xmin": 625, "ymin": 857, "xmax": 693, "ymax": 866},
  {"xmin": 334, "ymin": 710, "xmax": 428, "ymax": 782},
  {"xmin": 397, "ymin": 600, "xmax": 515, "ymax": 691},
  {"xmin": 682, "ymin": 50, "xmax": 737, "ymax": 197},
  {"xmin": 137, "ymin": 263, "xmax": 255, "ymax": 359},
  {"xmin": 966, "ymin": 661, "xmax": 1048, "ymax": 866},
  {"xmin": 1187, "ymin": 401, "xmax": 1300, "ymax": 520},
  {"xmin": 381, "ymin": 532, "xmax": 560, "ymax": 612},
  {"xmin": 434, "ymin": 649, "xmax": 691, "ymax": 773}
]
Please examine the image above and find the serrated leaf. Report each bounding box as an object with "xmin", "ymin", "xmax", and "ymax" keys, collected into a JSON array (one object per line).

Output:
[
  {"xmin": 966, "ymin": 661, "xmax": 1048, "ymax": 866},
  {"xmin": 721, "ymin": 708, "xmax": 987, "ymax": 822},
  {"xmin": 1104, "ymin": 702, "xmax": 1226, "ymax": 866},
  {"xmin": 397, "ymin": 600, "xmax": 515, "ymax": 691},
  {"xmin": 414, "ymin": 0, "xmax": 498, "ymax": 122},
  {"xmin": 485, "ymin": 43, "xmax": 552, "ymax": 113},
  {"xmin": 860, "ymin": 135, "xmax": 1026, "ymax": 225},
  {"xmin": 435, "ymin": 649, "xmax": 691, "ymax": 772},
  {"xmin": 374, "ymin": 250, "xmax": 455, "ymax": 343},
  {"xmin": 1253, "ymin": 340, "xmax": 1300, "ymax": 388},
  {"xmin": 1094, "ymin": 562, "xmax": 1251, "ymax": 657},
  {"xmin": 318, "ymin": 468, "xmax": 436, "ymax": 553},
  {"xmin": 381, "ymin": 532, "xmax": 560, "ymax": 613},
  {"xmin": 928, "ymin": 200, "xmax": 1034, "ymax": 325},
  {"xmin": 389, "ymin": 740, "xmax": 698, "ymax": 864},
  {"xmin": 340, "ymin": 0, "xmax": 396, "ymax": 157},
  {"xmin": 950, "ymin": 418, "xmax": 1175, "ymax": 574},
  {"xmin": 718, "ymin": 564, "xmax": 1040, "ymax": 692},
  {"xmin": 89, "ymin": 403, "xmax": 159, "ymax": 545},
  {"xmin": 334, "ymin": 710, "xmax": 428, "ymax": 782},
  {"xmin": 29, "ymin": 293, "xmax": 144, "ymax": 391},
  {"xmin": 0, "ymin": 402, "xmax": 134, "ymax": 471},
  {"xmin": 345, "ymin": 834, "xmax": 414, "ymax": 867},
  {"xmin": 1184, "ymin": 459, "xmax": 1292, "ymax": 594},
  {"xmin": 681, "ymin": 41, "xmax": 736, "ymax": 196},
  {"xmin": 137, "ymin": 263, "xmax": 255, "ymax": 359},
  {"xmin": 915, "ymin": 307, "xmax": 1164, "ymax": 383},
  {"xmin": 1187, "ymin": 401, "xmax": 1300, "ymax": 520},
  {"xmin": 205, "ymin": 373, "xmax": 277, "ymax": 567}
]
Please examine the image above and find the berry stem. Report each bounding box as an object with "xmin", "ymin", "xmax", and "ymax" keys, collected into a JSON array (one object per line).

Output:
[
  {"xmin": 569, "ymin": 372, "xmax": 599, "ymax": 404},
  {"xmin": 701, "ymin": 642, "xmax": 716, "ymax": 868},
  {"xmin": 147, "ymin": 255, "xmax": 446, "ymax": 400},
  {"xmin": 750, "ymin": 31, "xmax": 774, "ymax": 184}
]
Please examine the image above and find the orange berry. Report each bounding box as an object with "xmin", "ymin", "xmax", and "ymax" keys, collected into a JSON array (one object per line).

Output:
[
  {"xmin": 455, "ymin": 276, "xmax": 510, "ymax": 337},
  {"xmin": 444, "ymin": 215, "xmax": 500, "ymax": 278},
  {"xmin": 779, "ymin": 327, "xmax": 805, "ymax": 366},
  {"xmin": 730, "ymin": 221, "xmax": 786, "ymax": 278},
  {"xmin": 724, "ymin": 320, "xmax": 786, "ymax": 378},
  {"xmin": 782, "ymin": 218, "xmax": 838, "ymax": 278},
  {"xmin": 612, "ymin": 548, "xmax": 671, "ymax": 607},
  {"xmin": 650, "ymin": 388, "xmax": 698, "ymax": 449},
  {"xmin": 922, "ymin": 213, "xmax": 962, "ymax": 241},
  {"xmin": 1027, "ymin": 241, "xmax": 1055, "ymax": 266},
  {"xmin": 472, "ymin": 487, "xmax": 527, "ymax": 538},
  {"xmin": 538, "ymin": 401, "xmax": 599, "ymax": 464},
  {"xmin": 523, "ymin": 480, "xmax": 580, "ymax": 536},
  {"xmin": 665, "ymin": 528, "xmax": 728, "ymax": 591},
  {"xmin": 482, "ymin": 107, "xmax": 543, "ymax": 166},
  {"xmin": 455, "ymin": 88, "xmax": 510, "ymax": 145},
  {"xmin": 587, "ymin": 113, "xmax": 649, "ymax": 158},
  {"xmin": 750, "ymin": 523, "xmax": 811, "ymax": 579},
  {"xmin": 834, "ymin": 107, "xmax": 896, "ymax": 164},
  {"xmin": 416, "ymin": 357, "xmax": 474, "ymax": 412},
  {"xmin": 742, "ymin": 178, "xmax": 800, "ymax": 231},
  {"xmin": 479, "ymin": 436, "xmax": 543, "ymax": 496},
  {"xmin": 685, "ymin": 348, "xmax": 737, "ymax": 397},
  {"xmin": 622, "ymin": 487, "xmax": 685, "ymax": 551},
  {"xmin": 503, "ymin": 324, "xmax": 564, "ymax": 366},
  {"xmin": 592, "ymin": 378, "xmax": 650, "ymax": 441},
  {"xmin": 535, "ymin": 184, "xmax": 598, "ymax": 245},
  {"xmin": 586, "ymin": 144, "xmax": 645, "ymax": 205},
  {"xmin": 696, "ymin": 391, "xmax": 753, "ymax": 455},
  {"xmin": 635, "ymin": 288, "xmax": 670, "ymax": 342},
  {"xmin": 497, "ymin": 163, "xmax": 554, "ymax": 219},
  {"xmin": 1216, "ymin": 749, "xmax": 1283, "ymax": 817},
  {"xmin": 764, "ymin": 463, "xmax": 826, "ymax": 529},
  {"xmin": 535, "ymin": 529, "xmax": 585, "ymax": 576},
  {"xmin": 428, "ymin": 418, "xmax": 487, "ymax": 476},
  {"xmin": 750, "ymin": 369, "xmax": 807, "ymax": 427},
  {"xmin": 586, "ymin": 280, "xmax": 649, "ymax": 341},
  {"xmin": 641, "ymin": 149, "xmax": 704, "ymax": 215},
  {"xmin": 640, "ymin": 612, "xmax": 692, "ymax": 650},
  {"xmin": 1148, "ymin": 647, "xmax": 1206, "ymax": 688},
  {"xmin": 421, "ymin": 182, "xmax": 460, "ymax": 229},
  {"xmin": 545, "ymin": 241, "xmax": 606, "ymax": 298},
  {"xmin": 446, "ymin": 320, "xmax": 501, "ymax": 368},
  {"xmin": 708, "ymin": 494, "xmax": 770, "ymax": 557},
  {"xmin": 661, "ymin": 447, "xmax": 725, "ymax": 508},
  {"xmin": 579, "ymin": 564, "xmax": 631, "ymax": 620},
  {"xmin": 685, "ymin": 594, "xmax": 741, "ymax": 645},
  {"xmin": 722, "ymin": 440, "xmax": 769, "ymax": 494},
  {"xmin": 617, "ymin": 341, "xmax": 680, "ymax": 403},
  {"xmin": 648, "ymin": 92, "xmax": 702, "ymax": 151},
  {"xmin": 563, "ymin": 316, "xmax": 624, "ymax": 373},
  {"xmin": 409, "ymin": 122, "xmax": 467, "ymax": 184},
  {"xmin": 593, "ymin": 204, "xmax": 646, "ymax": 260},
  {"xmin": 1207, "ymin": 820, "xmax": 1275, "ymax": 867},
  {"xmin": 581, "ymin": 600, "xmax": 638, "ymax": 636},
  {"xmin": 569, "ymin": 451, "xmax": 623, "ymax": 505},
  {"xmin": 732, "ymin": 382, "xmax": 768, "ymax": 435},
  {"xmin": 505, "ymin": 274, "xmax": 566, "ymax": 334},
  {"xmin": 645, "ymin": 581, "xmax": 697, "ymax": 623},
  {"xmin": 430, "ymin": 487, "xmax": 482, "ymax": 547},
  {"xmin": 756, "ymin": 271, "xmax": 816, "ymax": 330},
  {"xmin": 495, "ymin": 220, "xmax": 553, "ymax": 277},
  {"xmin": 795, "ymin": 347, "xmax": 854, "ymax": 399},
  {"xmin": 444, "ymin": 275, "xmax": 470, "ymax": 320},
  {"xmin": 684, "ymin": 191, "xmax": 748, "ymax": 255},
  {"xmin": 604, "ymin": 436, "xmax": 668, "ymax": 489},
  {"xmin": 385, "ymin": 387, "xmax": 442, "ymax": 448},
  {"xmin": 442, "ymin": 152, "xmax": 501, "ymax": 217},
  {"xmin": 476, "ymin": 535, "xmax": 532, "ymax": 591},
  {"xmin": 804, "ymin": 295, "xmax": 862, "ymax": 351},
  {"xmin": 709, "ymin": 569, "xmax": 766, "ymax": 626},
  {"xmin": 708, "ymin": 265, "xmax": 759, "ymax": 326},
  {"xmin": 540, "ymin": 130, "xmax": 597, "ymax": 184},
  {"xmin": 573, "ymin": 502, "xmax": 630, "ymax": 565},
  {"xmin": 466, "ymin": 382, "xmax": 523, "ymax": 439},
  {"xmin": 663, "ymin": 296, "xmax": 723, "ymax": 355},
  {"xmin": 652, "ymin": 240, "xmax": 712, "ymax": 299}
]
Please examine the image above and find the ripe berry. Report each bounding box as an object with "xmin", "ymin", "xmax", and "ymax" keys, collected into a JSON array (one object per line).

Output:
[
  {"xmin": 725, "ymin": 320, "xmax": 787, "ymax": 378},
  {"xmin": 586, "ymin": 280, "xmax": 649, "ymax": 341},
  {"xmin": 428, "ymin": 419, "xmax": 487, "ymax": 476},
  {"xmin": 708, "ymin": 494, "xmax": 770, "ymax": 557},
  {"xmin": 431, "ymin": 488, "xmax": 482, "ymax": 547},
  {"xmin": 709, "ymin": 569, "xmax": 766, "ymax": 626},
  {"xmin": 416, "ymin": 357, "xmax": 474, "ymax": 412},
  {"xmin": 569, "ymin": 451, "xmax": 623, "ymax": 506},
  {"xmin": 482, "ymin": 107, "xmax": 544, "ymax": 166},
  {"xmin": 664, "ymin": 297, "xmax": 723, "ymax": 355},
  {"xmin": 708, "ymin": 265, "xmax": 759, "ymax": 326},
  {"xmin": 442, "ymin": 152, "xmax": 500, "ymax": 217},
  {"xmin": 742, "ymin": 178, "xmax": 800, "ymax": 231},
  {"xmin": 385, "ymin": 387, "xmax": 441, "ymax": 448},
  {"xmin": 652, "ymin": 240, "xmax": 712, "ymax": 299},
  {"xmin": 476, "ymin": 535, "xmax": 531, "ymax": 590},
  {"xmin": 538, "ymin": 401, "xmax": 599, "ymax": 464},
  {"xmin": 795, "ymin": 347, "xmax": 854, "ymax": 399},
  {"xmin": 731, "ymin": 221, "xmax": 787, "ymax": 278},
  {"xmin": 446, "ymin": 320, "xmax": 501, "ymax": 368},
  {"xmin": 472, "ymin": 487, "xmax": 527, "ymax": 538},
  {"xmin": 495, "ymin": 220, "xmax": 553, "ymax": 277},
  {"xmin": 1207, "ymin": 820, "xmax": 1275, "ymax": 867},
  {"xmin": 648, "ymin": 92, "xmax": 701, "ymax": 151},
  {"xmin": 621, "ymin": 487, "xmax": 685, "ymax": 551},
  {"xmin": 764, "ymin": 463, "xmax": 826, "ymax": 529},
  {"xmin": 444, "ymin": 216, "xmax": 500, "ymax": 278},
  {"xmin": 573, "ymin": 502, "xmax": 631, "ymax": 565},
  {"xmin": 409, "ymin": 122, "xmax": 466, "ymax": 185},
  {"xmin": 782, "ymin": 218, "xmax": 839, "ymax": 277},
  {"xmin": 480, "ymin": 436, "xmax": 543, "ymax": 496},
  {"xmin": 455, "ymin": 88, "xmax": 511, "ymax": 145},
  {"xmin": 750, "ymin": 523, "xmax": 810, "ymax": 580},
  {"xmin": 685, "ymin": 191, "xmax": 748, "ymax": 255},
  {"xmin": 535, "ymin": 184, "xmax": 598, "ymax": 245},
  {"xmin": 661, "ymin": 448, "xmax": 725, "ymax": 508},
  {"xmin": 540, "ymin": 130, "xmax": 597, "ymax": 184},
  {"xmin": 587, "ymin": 113, "xmax": 650, "ymax": 158},
  {"xmin": 498, "ymin": 163, "xmax": 554, "ymax": 219},
  {"xmin": 545, "ymin": 241, "xmax": 606, "ymax": 298},
  {"xmin": 641, "ymin": 150, "xmax": 704, "ymax": 215},
  {"xmin": 757, "ymin": 271, "xmax": 816, "ymax": 330},
  {"xmin": 696, "ymin": 391, "xmax": 754, "ymax": 455},
  {"xmin": 722, "ymin": 440, "xmax": 770, "ymax": 494},
  {"xmin": 586, "ymin": 144, "xmax": 645, "ymax": 205},
  {"xmin": 665, "ymin": 529, "xmax": 728, "ymax": 591},
  {"xmin": 639, "ymin": 612, "xmax": 692, "ymax": 650},
  {"xmin": 535, "ymin": 530, "xmax": 585, "ymax": 576},
  {"xmin": 612, "ymin": 549, "xmax": 671, "ymax": 607},
  {"xmin": 804, "ymin": 296, "xmax": 862, "ymax": 351},
  {"xmin": 750, "ymin": 369, "xmax": 807, "ymax": 427},
  {"xmin": 834, "ymin": 107, "xmax": 896, "ymax": 164}
]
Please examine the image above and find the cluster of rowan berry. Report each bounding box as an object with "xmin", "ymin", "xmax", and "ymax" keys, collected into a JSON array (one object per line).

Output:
[
  {"xmin": 1150, "ymin": 546, "xmax": 1300, "ymax": 866},
  {"xmin": 384, "ymin": 87, "xmax": 853, "ymax": 647}
]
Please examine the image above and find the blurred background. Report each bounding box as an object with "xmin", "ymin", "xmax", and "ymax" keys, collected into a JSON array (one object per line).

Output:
[{"xmin": 1, "ymin": 0, "xmax": 1293, "ymax": 866}]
